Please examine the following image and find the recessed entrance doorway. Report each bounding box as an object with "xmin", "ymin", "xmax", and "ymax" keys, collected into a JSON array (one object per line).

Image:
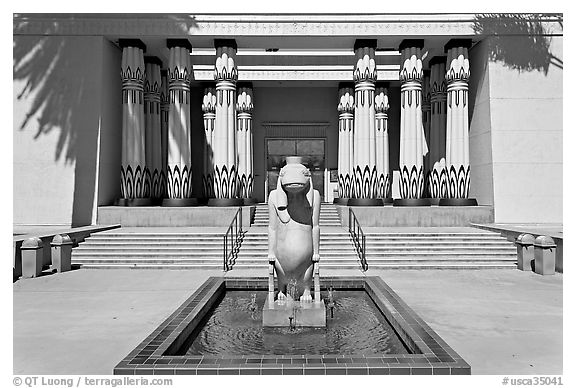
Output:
[{"xmin": 265, "ymin": 138, "xmax": 325, "ymax": 201}]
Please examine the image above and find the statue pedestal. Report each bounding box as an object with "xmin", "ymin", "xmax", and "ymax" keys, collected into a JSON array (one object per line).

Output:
[{"xmin": 262, "ymin": 298, "xmax": 326, "ymax": 328}]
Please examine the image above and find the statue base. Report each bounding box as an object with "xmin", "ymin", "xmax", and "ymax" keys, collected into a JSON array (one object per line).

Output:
[{"xmin": 262, "ymin": 298, "xmax": 326, "ymax": 328}]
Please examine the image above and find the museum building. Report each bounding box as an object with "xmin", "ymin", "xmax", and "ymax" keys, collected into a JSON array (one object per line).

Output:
[{"xmin": 13, "ymin": 13, "xmax": 563, "ymax": 226}]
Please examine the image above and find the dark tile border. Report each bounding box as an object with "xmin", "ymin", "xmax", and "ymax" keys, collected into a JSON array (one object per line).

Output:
[{"xmin": 114, "ymin": 276, "xmax": 470, "ymax": 375}]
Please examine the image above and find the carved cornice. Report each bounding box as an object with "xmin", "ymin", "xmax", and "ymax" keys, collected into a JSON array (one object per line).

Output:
[
  {"xmin": 193, "ymin": 68, "xmax": 399, "ymax": 81},
  {"xmin": 17, "ymin": 14, "xmax": 528, "ymax": 37}
]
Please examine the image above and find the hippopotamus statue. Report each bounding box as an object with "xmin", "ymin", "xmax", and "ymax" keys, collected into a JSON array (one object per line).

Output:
[{"xmin": 267, "ymin": 157, "xmax": 320, "ymax": 303}]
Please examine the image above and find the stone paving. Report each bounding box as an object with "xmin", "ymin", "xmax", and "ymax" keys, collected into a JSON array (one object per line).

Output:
[{"xmin": 13, "ymin": 267, "xmax": 562, "ymax": 375}]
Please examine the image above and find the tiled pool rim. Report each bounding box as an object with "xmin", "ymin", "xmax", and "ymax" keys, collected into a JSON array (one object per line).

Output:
[{"xmin": 114, "ymin": 276, "xmax": 471, "ymax": 375}]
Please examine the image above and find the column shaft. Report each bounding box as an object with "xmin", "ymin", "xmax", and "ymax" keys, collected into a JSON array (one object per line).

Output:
[
  {"xmin": 160, "ymin": 70, "xmax": 169, "ymax": 198},
  {"xmin": 202, "ymin": 87, "xmax": 216, "ymax": 198},
  {"xmin": 422, "ymin": 70, "xmax": 431, "ymax": 197},
  {"xmin": 144, "ymin": 59, "xmax": 164, "ymax": 199},
  {"xmin": 213, "ymin": 43, "xmax": 238, "ymax": 199},
  {"xmin": 166, "ymin": 43, "xmax": 193, "ymax": 199},
  {"xmin": 120, "ymin": 42, "xmax": 149, "ymax": 200},
  {"xmin": 445, "ymin": 44, "xmax": 471, "ymax": 198},
  {"xmin": 375, "ymin": 87, "xmax": 391, "ymax": 199},
  {"xmin": 337, "ymin": 86, "xmax": 354, "ymax": 199},
  {"xmin": 428, "ymin": 57, "xmax": 448, "ymax": 199},
  {"xmin": 237, "ymin": 85, "xmax": 254, "ymax": 199},
  {"xmin": 352, "ymin": 44, "xmax": 377, "ymax": 199},
  {"xmin": 398, "ymin": 42, "xmax": 428, "ymax": 199}
]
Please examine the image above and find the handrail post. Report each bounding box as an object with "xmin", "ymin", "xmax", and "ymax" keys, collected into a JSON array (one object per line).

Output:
[
  {"xmin": 223, "ymin": 234, "xmax": 228, "ymax": 271},
  {"xmin": 223, "ymin": 207, "xmax": 244, "ymax": 272}
]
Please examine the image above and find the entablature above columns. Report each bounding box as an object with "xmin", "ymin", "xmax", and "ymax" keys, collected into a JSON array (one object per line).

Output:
[{"xmin": 12, "ymin": 13, "xmax": 563, "ymax": 37}]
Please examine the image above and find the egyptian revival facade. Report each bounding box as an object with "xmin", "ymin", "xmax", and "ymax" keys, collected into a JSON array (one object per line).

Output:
[{"xmin": 13, "ymin": 13, "xmax": 563, "ymax": 226}]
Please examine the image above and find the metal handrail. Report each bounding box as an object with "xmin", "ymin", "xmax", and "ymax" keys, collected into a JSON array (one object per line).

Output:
[
  {"xmin": 223, "ymin": 207, "xmax": 244, "ymax": 271},
  {"xmin": 348, "ymin": 208, "xmax": 368, "ymax": 271}
]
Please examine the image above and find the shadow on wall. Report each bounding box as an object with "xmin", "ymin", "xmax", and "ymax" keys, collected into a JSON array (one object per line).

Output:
[
  {"xmin": 13, "ymin": 15, "xmax": 200, "ymax": 225},
  {"xmin": 473, "ymin": 13, "xmax": 563, "ymax": 74},
  {"xmin": 14, "ymin": 22, "xmax": 100, "ymax": 226}
]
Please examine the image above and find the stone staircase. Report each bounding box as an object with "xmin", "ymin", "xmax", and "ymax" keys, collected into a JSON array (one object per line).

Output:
[
  {"xmin": 71, "ymin": 203, "xmax": 517, "ymax": 270},
  {"xmin": 362, "ymin": 231, "xmax": 517, "ymax": 269},
  {"xmin": 252, "ymin": 203, "xmax": 342, "ymax": 226},
  {"xmin": 233, "ymin": 228, "xmax": 360, "ymax": 269},
  {"xmin": 231, "ymin": 229, "xmax": 517, "ymax": 270},
  {"xmin": 71, "ymin": 230, "xmax": 227, "ymax": 269}
]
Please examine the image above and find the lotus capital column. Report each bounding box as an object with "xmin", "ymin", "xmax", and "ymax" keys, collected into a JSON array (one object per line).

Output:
[
  {"xmin": 119, "ymin": 39, "xmax": 151, "ymax": 206},
  {"xmin": 396, "ymin": 39, "xmax": 429, "ymax": 205},
  {"xmin": 236, "ymin": 83, "xmax": 255, "ymax": 203},
  {"xmin": 144, "ymin": 56, "xmax": 164, "ymax": 201},
  {"xmin": 336, "ymin": 83, "xmax": 354, "ymax": 203},
  {"xmin": 428, "ymin": 56, "xmax": 448, "ymax": 202},
  {"xmin": 442, "ymin": 39, "xmax": 477, "ymax": 206},
  {"xmin": 375, "ymin": 85, "xmax": 391, "ymax": 201},
  {"xmin": 164, "ymin": 39, "xmax": 196, "ymax": 206},
  {"xmin": 202, "ymin": 86, "xmax": 216, "ymax": 199},
  {"xmin": 350, "ymin": 39, "xmax": 381, "ymax": 205},
  {"xmin": 211, "ymin": 39, "xmax": 241, "ymax": 205}
]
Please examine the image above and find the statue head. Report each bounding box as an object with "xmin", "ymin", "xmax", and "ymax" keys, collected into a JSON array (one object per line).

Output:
[{"xmin": 276, "ymin": 157, "xmax": 314, "ymax": 209}]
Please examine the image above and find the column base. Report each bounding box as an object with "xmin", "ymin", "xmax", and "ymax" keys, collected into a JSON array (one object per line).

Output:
[
  {"xmin": 242, "ymin": 198, "xmax": 260, "ymax": 206},
  {"xmin": 438, "ymin": 198, "xmax": 478, "ymax": 206},
  {"xmin": 347, "ymin": 198, "xmax": 384, "ymax": 207},
  {"xmin": 393, "ymin": 198, "xmax": 431, "ymax": 207},
  {"xmin": 208, "ymin": 198, "xmax": 245, "ymax": 207},
  {"xmin": 116, "ymin": 198, "xmax": 155, "ymax": 207},
  {"xmin": 161, "ymin": 198, "xmax": 199, "ymax": 207},
  {"xmin": 333, "ymin": 198, "xmax": 349, "ymax": 205},
  {"xmin": 428, "ymin": 198, "xmax": 441, "ymax": 206}
]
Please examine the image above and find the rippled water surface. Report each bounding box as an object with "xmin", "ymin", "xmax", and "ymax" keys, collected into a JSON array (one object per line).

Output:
[{"xmin": 178, "ymin": 290, "xmax": 409, "ymax": 355}]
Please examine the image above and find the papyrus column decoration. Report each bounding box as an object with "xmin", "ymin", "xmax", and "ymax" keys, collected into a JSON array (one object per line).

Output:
[
  {"xmin": 398, "ymin": 39, "xmax": 428, "ymax": 199},
  {"xmin": 119, "ymin": 39, "xmax": 149, "ymax": 200},
  {"xmin": 166, "ymin": 39, "xmax": 193, "ymax": 199},
  {"xmin": 144, "ymin": 57, "xmax": 164, "ymax": 199},
  {"xmin": 337, "ymin": 84, "xmax": 354, "ymax": 199},
  {"xmin": 375, "ymin": 85, "xmax": 391, "ymax": 199},
  {"xmin": 236, "ymin": 84, "xmax": 254, "ymax": 199},
  {"xmin": 202, "ymin": 86, "xmax": 216, "ymax": 198},
  {"xmin": 428, "ymin": 56, "xmax": 448, "ymax": 199},
  {"xmin": 422, "ymin": 70, "xmax": 432, "ymax": 197},
  {"xmin": 213, "ymin": 39, "xmax": 239, "ymax": 199},
  {"xmin": 352, "ymin": 40, "xmax": 378, "ymax": 199},
  {"xmin": 445, "ymin": 39, "xmax": 472, "ymax": 199},
  {"xmin": 160, "ymin": 70, "xmax": 169, "ymax": 198}
]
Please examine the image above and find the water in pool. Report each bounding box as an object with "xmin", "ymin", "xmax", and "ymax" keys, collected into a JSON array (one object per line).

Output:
[{"xmin": 177, "ymin": 290, "xmax": 409, "ymax": 355}]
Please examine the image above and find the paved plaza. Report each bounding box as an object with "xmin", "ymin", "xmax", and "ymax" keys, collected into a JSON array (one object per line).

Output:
[{"xmin": 13, "ymin": 268, "xmax": 562, "ymax": 375}]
